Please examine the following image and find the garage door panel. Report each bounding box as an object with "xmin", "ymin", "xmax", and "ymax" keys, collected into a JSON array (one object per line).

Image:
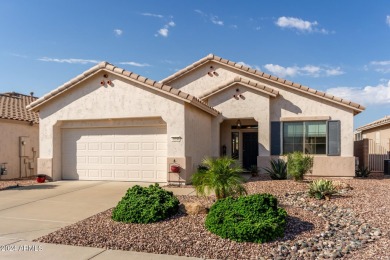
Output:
[
  {"xmin": 127, "ymin": 157, "xmax": 140, "ymax": 164},
  {"xmin": 114, "ymin": 157, "xmax": 126, "ymax": 164},
  {"xmin": 62, "ymin": 126, "xmax": 167, "ymax": 182},
  {"xmin": 101, "ymin": 156, "xmax": 113, "ymax": 164},
  {"xmin": 142, "ymin": 171, "xmax": 154, "ymax": 179},
  {"xmin": 127, "ymin": 143, "xmax": 140, "ymax": 150}
]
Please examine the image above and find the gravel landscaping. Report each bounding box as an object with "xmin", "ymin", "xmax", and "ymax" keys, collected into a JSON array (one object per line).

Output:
[
  {"xmin": 0, "ymin": 177, "xmax": 37, "ymax": 190},
  {"xmin": 34, "ymin": 174, "xmax": 390, "ymax": 259}
]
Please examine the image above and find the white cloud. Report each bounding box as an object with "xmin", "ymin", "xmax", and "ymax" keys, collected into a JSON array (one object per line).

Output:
[
  {"xmin": 157, "ymin": 28, "xmax": 169, "ymax": 37},
  {"xmin": 386, "ymin": 15, "xmax": 390, "ymax": 26},
  {"xmin": 38, "ymin": 57, "xmax": 100, "ymax": 64},
  {"xmin": 237, "ymin": 61, "xmax": 261, "ymax": 71},
  {"xmin": 275, "ymin": 16, "xmax": 329, "ymax": 34},
  {"xmin": 327, "ymin": 80, "xmax": 390, "ymax": 105},
  {"xmin": 263, "ymin": 63, "xmax": 344, "ymax": 78},
  {"xmin": 264, "ymin": 64, "xmax": 298, "ymax": 77},
  {"xmin": 210, "ymin": 15, "xmax": 224, "ymax": 26},
  {"xmin": 9, "ymin": 53, "xmax": 28, "ymax": 58},
  {"xmin": 369, "ymin": 60, "xmax": 390, "ymax": 73},
  {"xmin": 118, "ymin": 61, "xmax": 151, "ymax": 67},
  {"xmin": 195, "ymin": 10, "xmax": 224, "ymax": 26},
  {"xmin": 194, "ymin": 9, "xmax": 205, "ymax": 15},
  {"xmin": 113, "ymin": 29, "xmax": 123, "ymax": 36},
  {"xmin": 141, "ymin": 12, "xmax": 163, "ymax": 18},
  {"xmin": 155, "ymin": 19, "xmax": 175, "ymax": 38}
]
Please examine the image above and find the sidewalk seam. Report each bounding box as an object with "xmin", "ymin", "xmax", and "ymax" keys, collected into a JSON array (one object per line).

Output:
[{"xmin": 88, "ymin": 248, "xmax": 107, "ymax": 259}]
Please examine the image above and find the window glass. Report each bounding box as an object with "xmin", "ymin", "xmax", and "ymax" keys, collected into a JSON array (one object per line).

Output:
[
  {"xmin": 283, "ymin": 121, "xmax": 326, "ymax": 154},
  {"xmin": 231, "ymin": 132, "xmax": 239, "ymax": 159}
]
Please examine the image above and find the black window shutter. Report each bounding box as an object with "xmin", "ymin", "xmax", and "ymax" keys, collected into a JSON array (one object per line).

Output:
[
  {"xmin": 270, "ymin": 121, "xmax": 281, "ymax": 155},
  {"xmin": 327, "ymin": 120, "xmax": 341, "ymax": 156}
]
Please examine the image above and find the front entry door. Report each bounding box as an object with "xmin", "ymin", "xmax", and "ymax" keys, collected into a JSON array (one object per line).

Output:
[{"xmin": 242, "ymin": 132, "xmax": 258, "ymax": 170}]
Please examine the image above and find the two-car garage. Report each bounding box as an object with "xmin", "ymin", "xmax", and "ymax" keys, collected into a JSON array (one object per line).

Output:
[{"xmin": 61, "ymin": 126, "xmax": 167, "ymax": 182}]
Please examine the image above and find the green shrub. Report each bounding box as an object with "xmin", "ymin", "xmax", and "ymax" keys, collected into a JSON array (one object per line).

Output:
[
  {"xmin": 192, "ymin": 157, "xmax": 247, "ymax": 200},
  {"xmin": 249, "ymin": 165, "xmax": 259, "ymax": 176},
  {"xmin": 308, "ymin": 179, "xmax": 337, "ymax": 200},
  {"xmin": 287, "ymin": 152, "xmax": 313, "ymax": 181},
  {"xmin": 205, "ymin": 194, "xmax": 287, "ymax": 243},
  {"xmin": 263, "ymin": 159, "xmax": 287, "ymax": 180},
  {"xmin": 355, "ymin": 166, "xmax": 371, "ymax": 178},
  {"xmin": 112, "ymin": 184, "xmax": 179, "ymax": 223}
]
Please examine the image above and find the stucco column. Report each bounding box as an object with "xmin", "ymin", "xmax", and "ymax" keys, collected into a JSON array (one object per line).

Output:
[
  {"xmin": 211, "ymin": 115, "xmax": 224, "ymax": 157},
  {"xmin": 254, "ymin": 99, "xmax": 270, "ymax": 156}
]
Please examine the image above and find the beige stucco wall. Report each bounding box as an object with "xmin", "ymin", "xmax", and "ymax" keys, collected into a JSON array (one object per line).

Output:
[
  {"xmin": 169, "ymin": 61, "xmax": 356, "ymax": 177},
  {"xmin": 184, "ymin": 103, "xmax": 212, "ymax": 175},
  {"xmin": 269, "ymin": 88, "xmax": 354, "ymax": 157},
  {"xmin": 37, "ymin": 71, "xmax": 189, "ymax": 181},
  {"xmin": 208, "ymin": 84, "xmax": 271, "ymax": 157},
  {"xmin": 362, "ymin": 124, "xmax": 390, "ymax": 148},
  {"xmin": 0, "ymin": 119, "xmax": 39, "ymax": 179}
]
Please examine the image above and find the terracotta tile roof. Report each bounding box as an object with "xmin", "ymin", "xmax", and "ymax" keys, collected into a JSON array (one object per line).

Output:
[
  {"xmin": 0, "ymin": 92, "xmax": 39, "ymax": 124},
  {"xmin": 356, "ymin": 115, "xmax": 390, "ymax": 131},
  {"xmin": 162, "ymin": 54, "xmax": 365, "ymax": 115},
  {"xmin": 199, "ymin": 76, "xmax": 279, "ymax": 100},
  {"xmin": 27, "ymin": 62, "xmax": 220, "ymax": 116}
]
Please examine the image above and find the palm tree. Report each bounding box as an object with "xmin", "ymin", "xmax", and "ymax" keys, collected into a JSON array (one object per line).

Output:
[{"xmin": 192, "ymin": 157, "xmax": 247, "ymax": 199}]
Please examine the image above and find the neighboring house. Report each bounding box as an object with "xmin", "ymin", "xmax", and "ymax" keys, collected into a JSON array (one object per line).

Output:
[
  {"xmin": 0, "ymin": 92, "xmax": 39, "ymax": 179},
  {"xmin": 354, "ymin": 116, "xmax": 390, "ymax": 172},
  {"xmin": 27, "ymin": 54, "xmax": 364, "ymax": 184}
]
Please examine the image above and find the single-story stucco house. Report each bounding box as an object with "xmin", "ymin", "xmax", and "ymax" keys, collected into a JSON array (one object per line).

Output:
[
  {"xmin": 27, "ymin": 54, "xmax": 365, "ymax": 184},
  {"xmin": 0, "ymin": 92, "xmax": 39, "ymax": 179}
]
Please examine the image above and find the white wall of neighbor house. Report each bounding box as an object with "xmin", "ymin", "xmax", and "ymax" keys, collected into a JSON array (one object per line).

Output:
[
  {"xmin": 37, "ymin": 72, "xmax": 187, "ymax": 180},
  {"xmin": 0, "ymin": 119, "xmax": 39, "ymax": 179}
]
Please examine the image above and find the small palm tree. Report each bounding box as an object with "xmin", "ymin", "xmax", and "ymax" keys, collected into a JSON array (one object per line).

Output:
[{"xmin": 192, "ymin": 157, "xmax": 247, "ymax": 200}]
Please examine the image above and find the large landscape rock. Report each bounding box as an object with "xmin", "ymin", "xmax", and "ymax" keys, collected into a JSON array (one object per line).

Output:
[{"xmin": 180, "ymin": 202, "xmax": 209, "ymax": 215}]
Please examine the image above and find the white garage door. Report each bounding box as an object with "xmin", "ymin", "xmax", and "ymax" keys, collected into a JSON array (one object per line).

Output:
[{"xmin": 62, "ymin": 126, "xmax": 167, "ymax": 182}]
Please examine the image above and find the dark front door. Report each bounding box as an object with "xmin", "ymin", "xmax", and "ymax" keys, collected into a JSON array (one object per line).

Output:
[{"xmin": 242, "ymin": 132, "xmax": 258, "ymax": 170}]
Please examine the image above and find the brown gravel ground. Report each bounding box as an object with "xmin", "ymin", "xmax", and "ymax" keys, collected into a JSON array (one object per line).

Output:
[
  {"xmin": 35, "ymin": 173, "xmax": 390, "ymax": 259},
  {"xmin": 0, "ymin": 177, "xmax": 37, "ymax": 190}
]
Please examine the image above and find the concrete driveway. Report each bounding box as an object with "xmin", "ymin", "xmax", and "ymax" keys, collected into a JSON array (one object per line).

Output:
[
  {"xmin": 0, "ymin": 181, "xmax": 154, "ymax": 240},
  {"xmin": 0, "ymin": 181, "xmax": 197, "ymax": 259}
]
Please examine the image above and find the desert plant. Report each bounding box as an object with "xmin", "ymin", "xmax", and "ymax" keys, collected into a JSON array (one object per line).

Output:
[
  {"xmin": 249, "ymin": 165, "xmax": 259, "ymax": 177},
  {"xmin": 205, "ymin": 193, "xmax": 287, "ymax": 243},
  {"xmin": 287, "ymin": 152, "xmax": 313, "ymax": 181},
  {"xmin": 308, "ymin": 179, "xmax": 337, "ymax": 200},
  {"xmin": 263, "ymin": 159, "xmax": 288, "ymax": 180},
  {"xmin": 192, "ymin": 157, "xmax": 247, "ymax": 199},
  {"xmin": 112, "ymin": 183, "xmax": 179, "ymax": 223},
  {"xmin": 355, "ymin": 166, "xmax": 371, "ymax": 178}
]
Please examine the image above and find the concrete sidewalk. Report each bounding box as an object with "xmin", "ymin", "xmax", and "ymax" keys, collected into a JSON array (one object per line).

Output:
[
  {"xmin": 0, "ymin": 237, "xmax": 201, "ymax": 259},
  {"xmin": 0, "ymin": 181, "xmax": 199, "ymax": 259}
]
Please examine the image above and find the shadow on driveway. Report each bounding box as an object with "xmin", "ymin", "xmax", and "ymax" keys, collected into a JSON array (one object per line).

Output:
[{"xmin": 3, "ymin": 184, "xmax": 58, "ymax": 191}]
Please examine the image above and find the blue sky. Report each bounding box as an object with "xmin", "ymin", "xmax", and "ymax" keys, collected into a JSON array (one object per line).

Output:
[{"xmin": 1, "ymin": 0, "xmax": 389, "ymax": 128}]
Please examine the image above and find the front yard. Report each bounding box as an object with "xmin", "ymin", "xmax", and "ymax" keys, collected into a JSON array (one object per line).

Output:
[{"xmin": 30, "ymin": 173, "xmax": 390, "ymax": 259}]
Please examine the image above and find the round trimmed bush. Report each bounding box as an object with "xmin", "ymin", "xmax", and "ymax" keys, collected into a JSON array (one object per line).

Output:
[
  {"xmin": 112, "ymin": 183, "xmax": 179, "ymax": 223},
  {"xmin": 205, "ymin": 193, "xmax": 287, "ymax": 243}
]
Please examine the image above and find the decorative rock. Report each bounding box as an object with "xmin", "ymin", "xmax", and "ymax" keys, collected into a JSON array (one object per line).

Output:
[{"xmin": 180, "ymin": 202, "xmax": 208, "ymax": 215}]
